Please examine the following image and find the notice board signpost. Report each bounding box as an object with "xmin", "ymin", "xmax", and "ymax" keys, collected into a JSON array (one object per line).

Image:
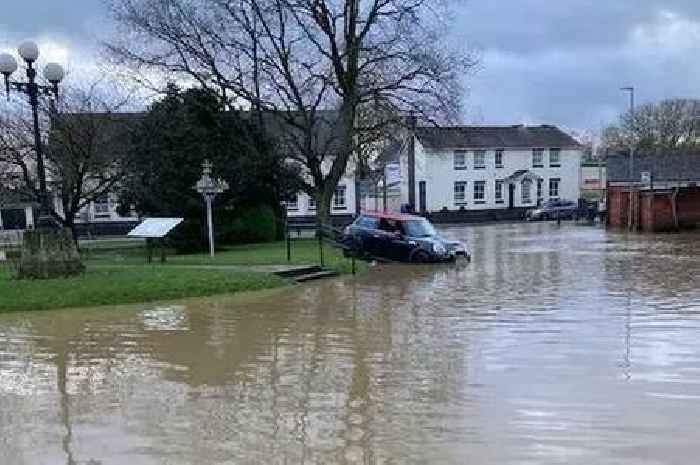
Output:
[{"xmin": 127, "ymin": 218, "xmax": 184, "ymax": 263}]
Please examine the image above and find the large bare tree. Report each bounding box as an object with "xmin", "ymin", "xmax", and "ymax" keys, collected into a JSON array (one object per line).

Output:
[
  {"xmin": 106, "ymin": 0, "xmax": 477, "ymax": 222},
  {"xmin": 0, "ymin": 84, "xmax": 137, "ymax": 239},
  {"xmin": 603, "ymin": 98, "xmax": 700, "ymax": 154}
]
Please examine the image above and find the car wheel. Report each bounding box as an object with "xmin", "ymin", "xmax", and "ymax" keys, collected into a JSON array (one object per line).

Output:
[{"xmin": 411, "ymin": 250, "xmax": 431, "ymax": 264}]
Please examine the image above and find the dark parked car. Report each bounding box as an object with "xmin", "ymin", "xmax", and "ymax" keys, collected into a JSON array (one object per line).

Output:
[
  {"xmin": 527, "ymin": 200, "xmax": 578, "ymax": 221},
  {"xmin": 342, "ymin": 212, "xmax": 470, "ymax": 263}
]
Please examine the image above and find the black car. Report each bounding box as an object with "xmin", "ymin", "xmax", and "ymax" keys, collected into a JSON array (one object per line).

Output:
[
  {"xmin": 342, "ymin": 212, "xmax": 470, "ymax": 263},
  {"xmin": 527, "ymin": 200, "xmax": 578, "ymax": 221}
]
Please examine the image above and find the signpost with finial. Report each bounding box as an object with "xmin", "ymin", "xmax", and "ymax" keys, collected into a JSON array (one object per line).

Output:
[{"xmin": 194, "ymin": 160, "xmax": 229, "ymax": 258}]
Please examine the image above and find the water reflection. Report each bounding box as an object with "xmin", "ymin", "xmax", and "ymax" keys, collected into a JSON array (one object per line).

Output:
[{"xmin": 2, "ymin": 223, "xmax": 700, "ymax": 464}]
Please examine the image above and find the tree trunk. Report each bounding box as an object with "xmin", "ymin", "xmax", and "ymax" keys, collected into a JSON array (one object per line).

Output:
[{"xmin": 315, "ymin": 187, "xmax": 333, "ymax": 228}]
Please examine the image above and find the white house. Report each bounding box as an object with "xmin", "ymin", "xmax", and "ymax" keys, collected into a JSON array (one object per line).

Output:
[
  {"xmin": 286, "ymin": 124, "xmax": 584, "ymax": 221},
  {"xmin": 396, "ymin": 125, "xmax": 583, "ymax": 214}
]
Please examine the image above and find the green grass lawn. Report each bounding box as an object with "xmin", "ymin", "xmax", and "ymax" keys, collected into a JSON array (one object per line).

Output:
[
  {"xmin": 0, "ymin": 266, "xmax": 286, "ymax": 313},
  {"xmin": 84, "ymin": 239, "xmax": 364, "ymax": 274},
  {"xmin": 0, "ymin": 239, "xmax": 362, "ymax": 313}
]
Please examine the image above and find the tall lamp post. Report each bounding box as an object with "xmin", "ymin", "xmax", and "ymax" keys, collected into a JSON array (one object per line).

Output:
[
  {"xmin": 194, "ymin": 160, "xmax": 229, "ymax": 258},
  {"xmin": 620, "ymin": 86, "xmax": 635, "ymax": 180},
  {"xmin": 0, "ymin": 41, "xmax": 65, "ymax": 230}
]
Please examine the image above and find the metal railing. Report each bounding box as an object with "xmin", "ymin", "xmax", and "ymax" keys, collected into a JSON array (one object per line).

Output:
[{"xmin": 284, "ymin": 220, "xmax": 357, "ymax": 275}]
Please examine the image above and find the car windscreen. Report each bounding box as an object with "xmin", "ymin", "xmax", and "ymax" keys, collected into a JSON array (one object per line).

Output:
[
  {"xmin": 402, "ymin": 219, "xmax": 438, "ymax": 237},
  {"xmin": 356, "ymin": 216, "xmax": 379, "ymax": 229}
]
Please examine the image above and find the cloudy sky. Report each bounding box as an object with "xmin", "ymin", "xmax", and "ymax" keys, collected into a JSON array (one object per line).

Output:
[{"xmin": 2, "ymin": 0, "xmax": 700, "ymax": 132}]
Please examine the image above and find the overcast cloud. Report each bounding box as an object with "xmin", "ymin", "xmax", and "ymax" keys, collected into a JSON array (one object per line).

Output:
[{"xmin": 2, "ymin": 0, "xmax": 700, "ymax": 132}]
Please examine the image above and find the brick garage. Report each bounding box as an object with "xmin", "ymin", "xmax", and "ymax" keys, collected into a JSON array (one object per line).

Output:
[
  {"xmin": 607, "ymin": 152, "xmax": 700, "ymax": 232},
  {"xmin": 608, "ymin": 186, "xmax": 700, "ymax": 232}
]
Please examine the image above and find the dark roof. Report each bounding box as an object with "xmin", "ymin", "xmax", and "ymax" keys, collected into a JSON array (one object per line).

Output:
[
  {"xmin": 415, "ymin": 125, "xmax": 581, "ymax": 150},
  {"xmin": 607, "ymin": 152, "xmax": 700, "ymax": 182}
]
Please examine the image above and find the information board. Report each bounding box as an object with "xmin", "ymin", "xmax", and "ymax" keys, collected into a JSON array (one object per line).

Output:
[{"xmin": 127, "ymin": 218, "xmax": 184, "ymax": 238}]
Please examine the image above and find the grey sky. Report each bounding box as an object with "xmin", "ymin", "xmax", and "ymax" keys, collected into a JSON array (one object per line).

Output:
[{"xmin": 2, "ymin": 0, "xmax": 700, "ymax": 132}]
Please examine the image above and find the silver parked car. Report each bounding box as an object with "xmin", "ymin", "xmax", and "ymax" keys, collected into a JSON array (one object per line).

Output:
[{"xmin": 527, "ymin": 200, "xmax": 578, "ymax": 221}]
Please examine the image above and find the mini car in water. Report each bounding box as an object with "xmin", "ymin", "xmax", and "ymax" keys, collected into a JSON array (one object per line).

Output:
[{"xmin": 341, "ymin": 212, "xmax": 471, "ymax": 263}]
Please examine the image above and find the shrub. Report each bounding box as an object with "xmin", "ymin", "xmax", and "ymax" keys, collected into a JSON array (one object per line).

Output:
[{"xmin": 224, "ymin": 204, "xmax": 278, "ymax": 244}]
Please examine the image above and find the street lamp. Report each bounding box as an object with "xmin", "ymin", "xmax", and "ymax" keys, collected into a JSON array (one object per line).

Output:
[
  {"xmin": 194, "ymin": 160, "xmax": 229, "ymax": 258},
  {"xmin": 0, "ymin": 41, "xmax": 65, "ymax": 230},
  {"xmin": 620, "ymin": 86, "xmax": 635, "ymax": 180}
]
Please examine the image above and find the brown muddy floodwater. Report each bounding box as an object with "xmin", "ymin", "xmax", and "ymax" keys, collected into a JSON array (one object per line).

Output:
[{"xmin": 2, "ymin": 222, "xmax": 700, "ymax": 465}]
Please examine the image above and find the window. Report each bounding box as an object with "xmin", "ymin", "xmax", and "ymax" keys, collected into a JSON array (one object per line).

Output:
[
  {"xmin": 495, "ymin": 180, "xmax": 504, "ymax": 204},
  {"xmin": 521, "ymin": 179, "xmax": 532, "ymax": 204},
  {"xmin": 473, "ymin": 181, "xmax": 486, "ymax": 204},
  {"xmin": 308, "ymin": 195, "xmax": 316, "ymax": 211},
  {"xmin": 454, "ymin": 181, "xmax": 467, "ymax": 205},
  {"xmin": 537, "ymin": 179, "xmax": 543, "ymax": 203},
  {"xmin": 93, "ymin": 194, "xmax": 110, "ymax": 217},
  {"xmin": 495, "ymin": 149, "xmax": 504, "ymax": 168},
  {"xmin": 287, "ymin": 193, "xmax": 299, "ymax": 211},
  {"xmin": 532, "ymin": 148, "xmax": 544, "ymax": 167},
  {"xmin": 454, "ymin": 150, "xmax": 467, "ymax": 170},
  {"xmin": 549, "ymin": 148, "xmax": 561, "ymax": 167},
  {"xmin": 357, "ymin": 216, "xmax": 379, "ymax": 229},
  {"xmin": 333, "ymin": 185, "xmax": 347, "ymax": 209},
  {"xmin": 473, "ymin": 150, "xmax": 486, "ymax": 169},
  {"xmin": 549, "ymin": 178, "xmax": 560, "ymax": 199}
]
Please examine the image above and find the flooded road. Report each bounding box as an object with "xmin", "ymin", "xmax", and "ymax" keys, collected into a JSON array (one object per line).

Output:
[{"xmin": 2, "ymin": 222, "xmax": 700, "ymax": 465}]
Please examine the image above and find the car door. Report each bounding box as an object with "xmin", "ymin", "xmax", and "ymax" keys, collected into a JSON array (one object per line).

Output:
[{"xmin": 384, "ymin": 221, "xmax": 414, "ymax": 261}]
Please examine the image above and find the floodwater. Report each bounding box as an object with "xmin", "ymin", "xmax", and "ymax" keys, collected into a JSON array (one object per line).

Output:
[{"xmin": 2, "ymin": 223, "xmax": 700, "ymax": 465}]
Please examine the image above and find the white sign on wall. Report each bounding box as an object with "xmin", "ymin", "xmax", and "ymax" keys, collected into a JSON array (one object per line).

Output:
[{"xmin": 385, "ymin": 163, "xmax": 401, "ymax": 186}]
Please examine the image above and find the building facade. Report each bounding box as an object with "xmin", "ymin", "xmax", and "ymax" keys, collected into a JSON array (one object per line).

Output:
[
  {"xmin": 398, "ymin": 125, "xmax": 582, "ymax": 216},
  {"xmin": 607, "ymin": 152, "xmax": 700, "ymax": 232}
]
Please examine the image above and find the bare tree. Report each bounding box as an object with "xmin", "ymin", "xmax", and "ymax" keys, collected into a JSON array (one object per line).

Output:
[
  {"xmin": 603, "ymin": 98, "xmax": 700, "ymax": 154},
  {"xmin": 0, "ymin": 83, "xmax": 136, "ymax": 239},
  {"xmin": 106, "ymin": 0, "xmax": 478, "ymax": 223}
]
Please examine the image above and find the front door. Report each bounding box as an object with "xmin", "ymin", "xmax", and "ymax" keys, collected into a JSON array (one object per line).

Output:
[
  {"xmin": 419, "ymin": 181, "xmax": 427, "ymax": 214},
  {"xmin": 508, "ymin": 184, "xmax": 515, "ymax": 209}
]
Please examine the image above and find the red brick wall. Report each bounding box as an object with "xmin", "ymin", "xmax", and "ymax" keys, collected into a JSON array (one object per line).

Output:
[
  {"xmin": 607, "ymin": 187, "xmax": 629, "ymax": 227},
  {"xmin": 608, "ymin": 186, "xmax": 700, "ymax": 231}
]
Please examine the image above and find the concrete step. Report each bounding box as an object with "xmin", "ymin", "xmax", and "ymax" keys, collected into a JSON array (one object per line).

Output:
[
  {"xmin": 293, "ymin": 270, "xmax": 339, "ymax": 283},
  {"xmin": 274, "ymin": 265, "xmax": 323, "ymax": 278}
]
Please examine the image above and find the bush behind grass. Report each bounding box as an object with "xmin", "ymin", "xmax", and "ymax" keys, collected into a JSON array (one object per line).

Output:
[{"xmin": 0, "ymin": 267, "xmax": 286, "ymax": 313}]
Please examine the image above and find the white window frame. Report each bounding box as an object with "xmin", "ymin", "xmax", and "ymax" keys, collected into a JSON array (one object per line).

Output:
[
  {"xmin": 333, "ymin": 185, "xmax": 347, "ymax": 210},
  {"xmin": 549, "ymin": 178, "xmax": 561, "ymax": 200},
  {"xmin": 532, "ymin": 148, "xmax": 544, "ymax": 168},
  {"xmin": 454, "ymin": 150, "xmax": 467, "ymax": 170},
  {"xmin": 454, "ymin": 181, "xmax": 467, "ymax": 206},
  {"xmin": 521, "ymin": 179, "xmax": 532, "ymax": 204},
  {"xmin": 549, "ymin": 148, "xmax": 561, "ymax": 167},
  {"xmin": 495, "ymin": 180, "xmax": 504, "ymax": 204},
  {"xmin": 495, "ymin": 149, "xmax": 504, "ymax": 168},
  {"xmin": 473, "ymin": 150, "xmax": 486, "ymax": 169},
  {"xmin": 287, "ymin": 193, "xmax": 299, "ymax": 211},
  {"xmin": 93, "ymin": 194, "xmax": 111, "ymax": 217},
  {"xmin": 473, "ymin": 180, "xmax": 486, "ymax": 204}
]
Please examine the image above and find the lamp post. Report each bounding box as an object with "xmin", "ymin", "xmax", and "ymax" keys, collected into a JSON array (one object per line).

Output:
[
  {"xmin": 0, "ymin": 41, "xmax": 65, "ymax": 230},
  {"xmin": 194, "ymin": 160, "xmax": 229, "ymax": 258},
  {"xmin": 620, "ymin": 86, "xmax": 635, "ymax": 180}
]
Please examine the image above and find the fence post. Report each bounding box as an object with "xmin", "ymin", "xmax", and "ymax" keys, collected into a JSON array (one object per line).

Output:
[
  {"xmin": 286, "ymin": 224, "xmax": 291, "ymax": 262},
  {"xmin": 318, "ymin": 225, "xmax": 324, "ymax": 268}
]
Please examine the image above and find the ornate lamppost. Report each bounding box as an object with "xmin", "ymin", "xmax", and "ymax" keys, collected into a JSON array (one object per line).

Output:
[
  {"xmin": 0, "ymin": 41, "xmax": 65, "ymax": 229},
  {"xmin": 194, "ymin": 160, "xmax": 229, "ymax": 258},
  {"xmin": 0, "ymin": 42, "xmax": 81, "ymax": 279}
]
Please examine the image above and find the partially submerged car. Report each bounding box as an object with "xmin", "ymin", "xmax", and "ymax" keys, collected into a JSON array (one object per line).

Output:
[
  {"xmin": 342, "ymin": 212, "xmax": 470, "ymax": 263},
  {"xmin": 527, "ymin": 200, "xmax": 578, "ymax": 221}
]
